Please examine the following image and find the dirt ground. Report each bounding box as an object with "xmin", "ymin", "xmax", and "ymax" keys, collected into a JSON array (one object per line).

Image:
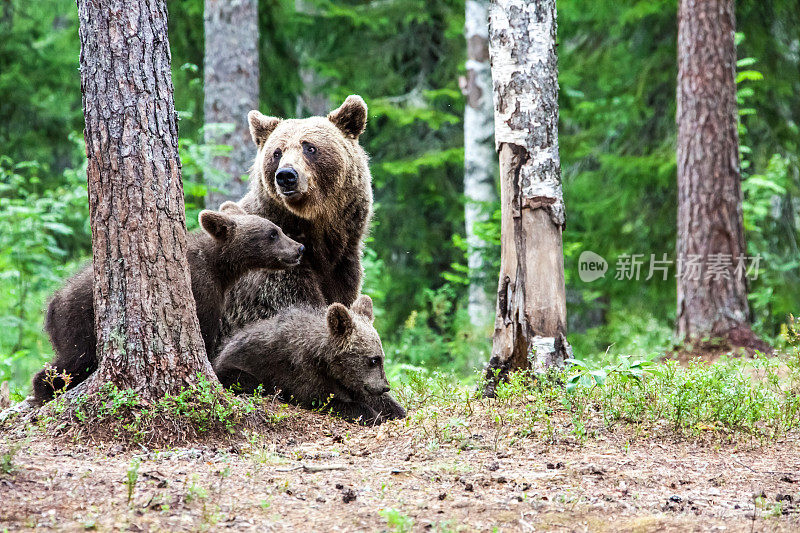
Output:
[{"xmin": 1, "ymin": 405, "xmax": 799, "ymax": 533}]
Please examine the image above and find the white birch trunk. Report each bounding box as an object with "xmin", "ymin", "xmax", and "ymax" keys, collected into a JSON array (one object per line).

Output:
[
  {"xmin": 485, "ymin": 0, "xmax": 570, "ymax": 394},
  {"xmin": 462, "ymin": 0, "xmax": 496, "ymax": 329},
  {"xmin": 204, "ymin": 0, "xmax": 259, "ymax": 207}
]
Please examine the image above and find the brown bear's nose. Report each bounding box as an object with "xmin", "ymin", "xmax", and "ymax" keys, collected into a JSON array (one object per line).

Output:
[{"xmin": 275, "ymin": 167, "xmax": 298, "ymax": 191}]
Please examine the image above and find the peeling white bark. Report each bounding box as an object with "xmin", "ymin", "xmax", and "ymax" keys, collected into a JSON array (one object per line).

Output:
[
  {"xmin": 485, "ymin": 0, "xmax": 569, "ymax": 392},
  {"xmin": 463, "ymin": 0, "xmax": 496, "ymax": 328},
  {"xmin": 488, "ymin": 0, "xmax": 565, "ymax": 227}
]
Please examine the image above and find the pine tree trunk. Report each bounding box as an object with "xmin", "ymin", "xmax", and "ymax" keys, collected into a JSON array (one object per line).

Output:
[
  {"xmin": 676, "ymin": 0, "xmax": 765, "ymax": 350},
  {"xmin": 204, "ymin": 0, "xmax": 259, "ymax": 207},
  {"xmin": 78, "ymin": 0, "xmax": 217, "ymax": 400},
  {"xmin": 295, "ymin": 0, "xmax": 329, "ymax": 117},
  {"xmin": 485, "ymin": 0, "xmax": 569, "ymax": 394},
  {"xmin": 462, "ymin": 0, "xmax": 496, "ymax": 329}
]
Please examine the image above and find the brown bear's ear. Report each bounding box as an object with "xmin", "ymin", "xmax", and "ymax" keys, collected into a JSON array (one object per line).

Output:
[
  {"xmin": 327, "ymin": 95, "xmax": 368, "ymax": 139},
  {"xmin": 326, "ymin": 303, "xmax": 355, "ymax": 338},
  {"xmin": 248, "ymin": 110, "xmax": 281, "ymax": 147},
  {"xmin": 218, "ymin": 201, "xmax": 247, "ymax": 216},
  {"xmin": 199, "ymin": 210, "xmax": 236, "ymax": 242},
  {"xmin": 350, "ymin": 295, "xmax": 374, "ymax": 322}
]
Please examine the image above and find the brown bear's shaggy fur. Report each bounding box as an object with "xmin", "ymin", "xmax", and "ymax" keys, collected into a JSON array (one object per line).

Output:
[
  {"xmin": 214, "ymin": 295, "xmax": 406, "ymax": 425},
  {"xmin": 32, "ymin": 205, "xmax": 304, "ymax": 403},
  {"xmin": 218, "ymin": 96, "xmax": 373, "ymax": 348}
]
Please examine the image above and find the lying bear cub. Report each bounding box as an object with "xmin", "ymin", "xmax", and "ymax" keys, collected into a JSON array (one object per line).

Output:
[
  {"xmin": 213, "ymin": 295, "xmax": 406, "ymax": 425},
  {"xmin": 32, "ymin": 203, "xmax": 303, "ymax": 403}
]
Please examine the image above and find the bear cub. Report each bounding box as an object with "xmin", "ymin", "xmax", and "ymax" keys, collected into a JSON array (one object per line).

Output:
[
  {"xmin": 213, "ymin": 295, "xmax": 406, "ymax": 425},
  {"xmin": 32, "ymin": 203, "xmax": 304, "ymax": 403}
]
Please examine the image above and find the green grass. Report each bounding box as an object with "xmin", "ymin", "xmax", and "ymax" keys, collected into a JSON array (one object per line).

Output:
[{"xmin": 394, "ymin": 346, "xmax": 800, "ymax": 446}]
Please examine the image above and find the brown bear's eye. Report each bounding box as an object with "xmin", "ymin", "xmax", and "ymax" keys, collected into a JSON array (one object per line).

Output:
[
  {"xmin": 272, "ymin": 148, "xmax": 282, "ymax": 160},
  {"xmin": 368, "ymin": 357, "xmax": 380, "ymax": 368},
  {"xmin": 269, "ymin": 229, "xmax": 279, "ymax": 241},
  {"xmin": 302, "ymin": 142, "xmax": 317, "ymax": 155}
]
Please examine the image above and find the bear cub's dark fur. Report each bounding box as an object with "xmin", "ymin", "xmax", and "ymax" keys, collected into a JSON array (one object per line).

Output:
[
  {"xmin": 213, "ymin": 295, "xmax": 406, "ymax": 425},
  {"xmin": 32, "ymin": 203, "xmax": 303, "ymax": 403}
]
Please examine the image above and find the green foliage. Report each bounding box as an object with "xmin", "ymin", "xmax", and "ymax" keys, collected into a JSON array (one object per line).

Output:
[
  {"xmin": 185, "ymin": 475, "xmax": 209, "ymax": 504},
  {"xmin": 0, "ymin": 157, "xmax": 90, "ymax": 390},
  {"xmin": 0, "ymin": 437, "xmax": 26, "ymax": 476},
  {"xmin": 399, "ymin": 352, "xmax": 800, "ymax": 447},
  {"xmin": 379, "ymin": 508, "xmax": 414, "ymax": 533},
  {"xmin": 384, "ymin": 285, "xmax": 488, "ymax": 379},
  {"xmin": 126, "ymin": 458, "xmax": 141, "ymax": 503},
  {"xmin": 736, "ymin": 41, "xmax": 800, "ymax": 341},
  {"xmin": 293, "ymin": 0, "xmax": 467, "ymax": 332},
  {"xmin": 46, "ymin": 375, "xmax": 283, "ymax": 445},
  {"xmin": 564, "ymin": 354, "xmax": 654, "ymax": 393},
  {"xmin": 1, "ymin": 0, "xmax": 799, "ymax": 391},
  {"xmin": 0, "ymin": 0, "xmax": 82, "ymax": 174},
  {"xmin": 179, "ymin": 130, "xmax": 235, "ymax": 230}
]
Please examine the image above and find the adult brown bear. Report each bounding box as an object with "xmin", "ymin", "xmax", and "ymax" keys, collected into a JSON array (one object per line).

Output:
[
  {"xmin": 218, "ymin": 96, "xmax": 406, "ymax": 422},
  {"xmin": 219, "ymin": 95, "xmax": 373, "ymax": 343}
]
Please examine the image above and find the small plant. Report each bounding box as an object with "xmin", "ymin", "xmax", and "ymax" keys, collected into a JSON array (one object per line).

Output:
[
  {"xmin": 1, "ymin": 438, "xmax": 25, "ymax": 476},
  {"xmin": 565, "ymin": 353, "xmax": 655, "ymax": 393},
  {"xmin": 40, "ymin": 364, "xmax": 73, "ymax": 397},
  {"xmin": 50, "ymin": 375, "xmax": 282, "ymax": 446},
  {"xmin": 185, "ymin": 475, "xmax": 208, "ymax": 504},
  {"xmin": 380, "ymin": 508, "xmax": 414, "ymax": 533},
  {"xmin": 126, "ymin": 458, "xmax": 140, "ymax": 503}
]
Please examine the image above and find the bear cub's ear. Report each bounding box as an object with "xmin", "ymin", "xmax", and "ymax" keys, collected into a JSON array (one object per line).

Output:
[
  {"xmin": 199, "ymin": 210, "xmax": 236, "ymax": 242},
  {"xmin": 350, "ymin": 295, "xmax": 374, "ymax": 322},
  {"xmin": 218, "ymin": 201, "xmax": 248, "ymax": 216},
  {"xmin": 326, "ymin": 303, "xmax": 355, "ymax": 338},
  {"xmin": 248, "ymin": 110, "xmax": 281, "ymax": 147},
  {"xmin": 327, "ymin": 95, "xmax": 368, "ymax": 139}
]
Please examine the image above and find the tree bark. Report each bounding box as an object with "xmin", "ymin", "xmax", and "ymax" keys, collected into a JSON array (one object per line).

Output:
[
  {"xmin": 79, "ymin": 0, "xmax": 217, "ymax": 400},
  {"xmin": 204, "ymin": 0, "xmax": 259, "ymax": 207},
  {"xmin": 485, "ymin": 0, "xmax": 569, "ymax": 394},
  {"xmin": 294, "ymin": 0, "xmax": 330, "ymax": 117},
  {"xmin": 676, "ymin": 0, "xmax": 764, "ymax": 350},
  {"xmin": 462, "ymin": 0, "xmax": 496, "ymax": 329}
]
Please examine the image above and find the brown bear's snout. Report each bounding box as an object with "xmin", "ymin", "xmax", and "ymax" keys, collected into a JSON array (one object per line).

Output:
[
  {"xmin": 277, "ymin": 242, "xmax": 304, "ymax": 267},
  {"xmin": 365, "ymin": 382, "xmax": 391, "ymax": 396},
  {"xmin": 275, "ymin": 167, "xmax": 299, "ymax": 194}
]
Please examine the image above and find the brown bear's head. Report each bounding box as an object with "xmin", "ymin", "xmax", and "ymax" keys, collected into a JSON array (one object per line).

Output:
[
  {"xmin": 325, "ymin": 295, "xmax": 391, "ymax": 398},
  {"xmin": 248, "ymin": 95, "xmax": 370, "ymax": 220},
  {"xmin": 199, "ymin": 202, "xmax": 305, "ymax": 271}
]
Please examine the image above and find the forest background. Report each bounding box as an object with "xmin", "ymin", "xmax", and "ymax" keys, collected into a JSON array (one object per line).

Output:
[{"xmin": 1, "ymin": 0, "xmax": 798, "ymax": 392}]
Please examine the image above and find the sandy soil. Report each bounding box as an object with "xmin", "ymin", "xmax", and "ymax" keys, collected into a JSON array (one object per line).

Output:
[{"xmin": 1, "ymin": 406, "xmax": 799, "ymax": 532}]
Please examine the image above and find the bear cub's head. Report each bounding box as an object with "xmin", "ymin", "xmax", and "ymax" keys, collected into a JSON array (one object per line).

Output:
[
  {"xmin": 325, "ymin": 294, "xmax": 391, "ymax": 398},
  {"xmin": 248, "ymin": 95, "xmax": 369, "ymax": 219},
  {"xmin": 199, "ymin": 202, "xmax": 304, "ymax": 270}
]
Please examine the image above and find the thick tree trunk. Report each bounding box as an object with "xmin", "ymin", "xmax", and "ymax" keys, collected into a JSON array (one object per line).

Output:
[
  {"xmin": 204, "ymin": 0, "xmax": 259, "ymax": 207},
  {"xmin": 676, "ymin": 0, "xmax": 764, "ymax": 350},
  {"xmin": 79, "ymin": 0, "xmax": 217, "ymax": 400},
  {"xmin": 485, "ymin": 0, "xmax": 569, "ymax": 394},
  {"xmin": 462, "ymin": 0, "xmax": 496, "ymax": 329},
  {"xmin": 294, "ymin": 0, "xmax": 330, "ymax": 117}
]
